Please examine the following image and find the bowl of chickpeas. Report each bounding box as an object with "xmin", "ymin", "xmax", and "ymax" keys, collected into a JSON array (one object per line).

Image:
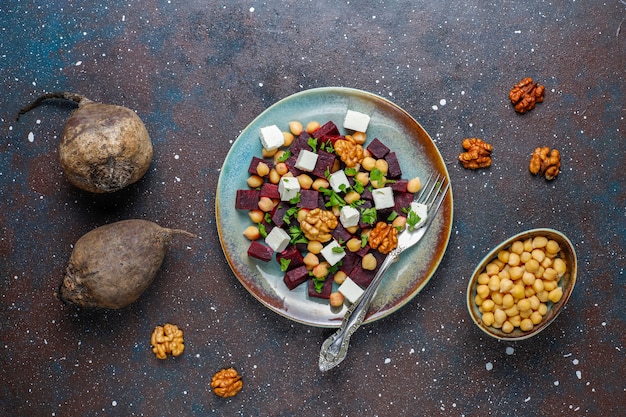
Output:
[{"xmin": 467, "ymin": 228, "xmax": 577, "ymax": 340}]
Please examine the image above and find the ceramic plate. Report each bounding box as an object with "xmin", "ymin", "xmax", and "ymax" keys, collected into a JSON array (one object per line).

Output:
[{"xmin": 216, "ymin": 87, "xmax": 453, "ymax": 327}]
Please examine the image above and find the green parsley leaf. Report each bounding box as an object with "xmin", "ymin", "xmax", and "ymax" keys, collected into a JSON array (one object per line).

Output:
[
  {"xmin": 332, "ymin": 246, "xmax": 345, "ymax": 254},
  {"xmin": 308, "ymin": 137, "xmax": 318, "ymax": 152},
  {"xmin": 344, "ymin": 167, "xmax": 357, "ymax": 176},
  {"xmin": 407, "ymin": 210, "xmax": 421, "ymax": 231},
  {"xmin": 370, "ymin": 168, "xmax": 383, "ymax": 183},
  {"xmin": 258, "ymin": 223, "xmax": 267, "ymax": 238},
  {"xmin": 289, "ymin": 192, "xmax": 301, "ymax": 205},
  {"xmin": 264, "ymin": 212, "xmax": 272, "ymax": 223},
  {"xmin": 361, "ymin": 233, "xmax": 368, "ymax": 248},
  {"xmin": 312, "ymin": 277, "xmax": 325, "ymax": 293},
  {"xmin": 279, "ymin": 258, "xmax": 291, "ymax": 272},
  {"xmin": 361, "ymin": 207, "xmax": 377, "ymax": 225},
  {"xmin": 387, "ymin": 211, "xmax": 399, "ymax": 221},
  {"xmin": 277, "ymin": 150, "xmax": 291, "ymax": 162}
]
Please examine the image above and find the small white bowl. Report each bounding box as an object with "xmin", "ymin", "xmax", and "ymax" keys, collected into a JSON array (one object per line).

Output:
[{"xmin": 467, "ymin": 228, "xmax": 577, "ymax": 341}]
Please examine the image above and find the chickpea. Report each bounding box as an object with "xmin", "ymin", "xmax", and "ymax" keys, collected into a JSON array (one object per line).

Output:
[
  {"xmin": 486, "ymin": 262, "xmax": 501, "ymax": 275},
  {"xmin": 520, "ymin": 318, "xmax": 534, "ymax": 331},
  {"xmin": 243, "ymin": 225, "xmax": 260, "ymax": 240},
  {"xmin": 392, "ymin": 216, "xmax": 407, "ymax": 231},
  {"xmin": 553, "ymin": 258, "xmax": 567, "ymax": 276},
  {"xmin": 306, "ymin": 121, "xmax": 320, "ymax": 134},
  {"xmin": 511, "ymin": 240, "xmax": 524, "ymax": 255},
  {"xmin": 352, "ymin": 131, "xmax": 367, "ymax": 145},
  {"xmin": 275, "ymin": 162, "xmax": 288, "ymax": 176},
  {"xmin": 482, "ymin": 312, "xmax": 495, "ymax": 326},
  {"xmin": 522, "ymin": 271, "xmax": 536, "ymax": 286},
  {"xmin": 248, "ymin": 210, "xmax": 264, "ymax": 224},
  {"xmin": 361, "ymin": 156, "xmax": 376, "ymax": 171},
  {"xmin": 491, "ymin": 292, "xmax": 504, "ymax": 306},
  {"xmin": 362, "ymin": 253, "xmax": 377, "ymax": 270},
  {"xmin": 312, "ymin": 262, "xmax": 330, "ymax": 279},
  {"xmin": 355, "ymin": 172, "xmax": 370, "ymax": 187},
  {"xmin": 256, "ymin": 162, "xmax": 270, "ymax": 177},
  {"xmin": 269, "ymin": 168, "xmax": 280, "ymax": 184},
  {"xmin": 346, "ymin": 226, "xmax": 359, "ymax": 234},
  {"xmin": 475, "ymin": 294, "xmax": 484, "ymax": 306},
  {"xmin": 543, "ymin": 280, "xmax": 558, "ymax": 292},
  {"xmin": 333, "ymin": 271, "xmax": 348, "ymax": 285},
  {"xmin": 289, "ymin": 121, "xmax": 303, "ymax": 136},
  {"xmin": 257, "ymin": 196, "xmax": 275, "ymax": 212},
  {"xmin": 525, "ymin": 259, "xmax": 539, "ymax": 273},
  {"xmin": 282, "ymin": 131, "xmax": 295, "ymax": 147},
  {"xmin": 502, "ymin": 293, "xmax": 514, "ymax": 308},
  {"xmin": 346, "ymin": 238, "xmax": 362, "ymax": 252},
  {"xmin": 532, "ymin": 236, "xmax": 548, "ymax": 249},
  {"xmin": 296, "ymin": 209, "xmax": 309, "ymax": 223},
  {"xmin": 477, "ymin": 273, "xmax": 490, "ymax": 285},
  {"xmin": 541, "ymin": 256, "xmax": 553, "ymax": 268},
  {"xmin": 509, "ymin": 266, "xmax": 524, "ymax": 280},
  {"xmin": 329, "ymin": 292, "xmax": 345, "ymax": 307},
  {"xmin": 273, "ymin": 150, "xmax": 287, "ymax": 164},
  {"xmin": 247, "ymin": 174, "xmax": 264, "ymax": 188},
  {"xmin": 497, "ymin": 250, "xmax": 510, "ymax": 264},
  {"xmin": 546, "ymin": 240, "xmax": 560, "ymax": 254},
  {"xmin": 297, "ymin": 174, "xmax": 313, "ymax": 190},
  {"xmin": 344, "ymin": 191, "xmax": 361, "ymax": 204},
  {"xmin": 517, "ymin": 298, "xmax": 531, "ymax": 311},
  {"xmin": 370, "ymin": 178, "xmax": 386, "ymax": 189},
  {"xmin": 502, "ymin": 321, "xmax": 514, "ymax": 334},
  {"xmin": 538, "ymin": 303, "xmax": 548, "ymax": 315},
  {"xmin": 499, "ymin": 278, "xmax": 514, "ymax": 293},
  {"xmin": 482, "ymin": 299, "xmax": 495, "ymax": 312},
  {"xmin": 520, "ymin": 251, "xmax": 532, "ymax": 264},
  {"xmin": 537, "ymin": 291, "xmax": 549, "ymax": 303},
  {"xmin": 509, "ymin": 315, "xmax": 522, "ymax": 328},
  {"xmin": 303, "ymin": 252, "xmax": 320, "ymax": 270},
  {"xmin": 511, "ymin": 284, "xmax": 525, "ymax": 299},
  {"xmin": 532, "ymin": 279, "xmax": 544, "ymax": 293},
  {"xmin": 531, "ymin": 248, "xmax": 545, "ymax": 263},
  {"xmin": 488, "ymin": 275, "xmax": 500, "ymax": 291},
  {"xmin": 530, "ymin": 311, "xmax": 543, "ymax": 325},
  {"xmin": 406, "ymin": 177, "xmax": 422, "ymax": 193},
  {"xmin": 312, "ymin": 178, "xmax": 330, "ymax": 191},
  {"xmin": 528, "ymin": 295, "xmax": 540, "ymax": 310},
  {"xmin": 543, "ymin": 268, "xmax": 558, "ymax": 281},
  {"xmin": 476, "ymin": 284, "xmax": 490, "ymax": 299},
  {"xmin": 262, "ymin": 148, "xmax": 278, "ymax": 158},
  {"xmin": 307, "ymin": 240, "xmax": 323, "ymax": 255},
  {"xmin": 494, "ymin": 309, "xmax": 507, "ymax": 325},
  {"xmin": 374, "ymin": 159, "xmax": 388, "ymax": 175},
  {"xmin": 507, "ymin": 252, "xmax": 521, "ymax": 267},
  {"xmin": 523, "ymin": 238, "xmax": 533, "ymax": 253}
]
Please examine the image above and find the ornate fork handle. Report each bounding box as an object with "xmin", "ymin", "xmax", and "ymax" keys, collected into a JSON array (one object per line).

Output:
[{"xmin": 318, "ymin": 249, "xmax": 399, "ymax": 372}]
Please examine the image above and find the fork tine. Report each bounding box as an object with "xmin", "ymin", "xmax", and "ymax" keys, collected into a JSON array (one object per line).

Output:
[
  {"xmin": 422, "ymin": 177, "xmax": 449, "ymax": 229},
  {"xmin": 415, "ymin": 173, "xmax": 438, "ymax": 204}
]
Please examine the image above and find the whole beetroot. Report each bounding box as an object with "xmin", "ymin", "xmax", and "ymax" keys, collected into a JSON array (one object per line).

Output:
[
  {"xmin": 58, "ymin": 219, "xmax": 195, "ymax": 309},
  {"xmin": 18, "ymin": 92, "xmax": 153, "ymax": 193}
]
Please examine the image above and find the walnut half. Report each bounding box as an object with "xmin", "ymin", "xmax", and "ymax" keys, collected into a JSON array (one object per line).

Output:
[
  {"xmin": 510, "ymin": 77, "xmax": 545, "ymax": 113},
  {"xmin": 529, "ymin": 146, "xmax": 561, "ymax": 180},
  {"xmin": 151, "ymin": 323, "xmax": 185, "ymax": 359},
  {"xmin": 211, "ymin": 368, "xmax": 243, "ymax": 398},
  {"xmin": 459, "ymin": 138, "xmax": 493, "ymax": 170},
  {"xmin": 368, "ymin": 222, "xmax": 398, "ymax": 254},
  {"xmin": 300, "ymin": 208, "xmax": 338, "ymax": 243}
]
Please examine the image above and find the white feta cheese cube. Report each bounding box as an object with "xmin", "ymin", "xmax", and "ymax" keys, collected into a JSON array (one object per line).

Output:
[
  {"xmin": 278, "ymin": 177, "xmax": 301, "ymax": 201},
  {"xmin": 320, "ymin": 240, "xmax": 346, "ymax": 266},
  {"xmin": 343, "ymin": 109, "xmax": 371, "ymax": 132},
  {"xmin": 329, "ymin": 170, "xmax": 350, "ymax": 193},
  {"xmin": 259, "ymin": 125, "xmax": 285, "ymax": 151},
  {"xmin": 408, "ymin": 202, "xmax": 428, "ymax": 230},
  {"xmin": 339, "ymin": 206, "xmax": 360, "ymax": 228},
  {"xmin": 338, "ymin": 277, "xmax": 364, "ymax": 304},
  {"xmin": 294, "ymin": 149, "xmax": 318, "ymax": 172},
  {"xmin": 372, "ymin": 186, "xmax": 394, "ymax": 210},
  {"xmin": 264, "ymin": 227, "xmax": 290, "ymax": 253}
]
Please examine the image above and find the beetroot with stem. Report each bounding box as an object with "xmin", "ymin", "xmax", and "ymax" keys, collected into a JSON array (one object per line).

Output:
[{"xmin": 18, "ymin": 91, "xmax": 153, "ymax": 193}]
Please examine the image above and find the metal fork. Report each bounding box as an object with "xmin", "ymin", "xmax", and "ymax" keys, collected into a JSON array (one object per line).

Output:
[{"xmin": 318, "ymin": 173, "xmax": 450, "ymax": 372}]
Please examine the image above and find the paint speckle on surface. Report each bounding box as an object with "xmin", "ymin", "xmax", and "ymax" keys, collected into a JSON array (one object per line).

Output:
[
  {"xmin": 505, "ymin": 347, "xmax": 514, "ymax": 355},
  {"xmin": 28, "ymin": 132, "xmax": 34, "ymax": 142},
  {"xmin": 486, "ymin": 362, "xmax": 493, "ymax": 371}
]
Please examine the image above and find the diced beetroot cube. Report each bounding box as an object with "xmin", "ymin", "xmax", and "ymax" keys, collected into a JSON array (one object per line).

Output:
[
  {"xmin": 260, "ymin": 183, "xmax": 280, "ymax": 199},
  {"xmin": 311, "ymin": 121, "xmax": 340, "ymax": 139},
  {"xmin": 356, "ymin": 244, "xmax": 370, "ymax": 257},
  {"xmin": 312, "ymin": 150, "xmax": 336, "ymax": 178},
  {"xmin": 332, "ymin": 222, "xmax": 352, "ymax": 243},
  {"xmin": 247, "ymin": 241, "xmax": 273, "ymax": 262},
  {"xmin": 284, "ymin": 265, "xmax": 310, "ymax": 290},
  {"xmin": 361, "ymin": 188, "xmax": 373, "ymax": 201},
  {"xmin": 349, "ymin": 264, "xmax": 376, "ymax": 288},
  {"xmin": 339, "ymin": 252, "xmax": 360, "ymax": 275},
  {"xmin": 236, "ymin": 189, "xmax": 261, "ymax": 210},
  {"xmin": 308, "ymin": 276, "xmax": 333, "ymax": 299},
  {"xmin": 298, "ymin": 189, "xmax": 319, "ymax": 209},
  {"xmin": 394, "ymin": 191, "xmax": 414, "ymax": 212},
  {"xmin": 289, "ymin": 132, "xmax": 312, "ymax": 156},
  {"xmin": 248, "ymin": 157, "xmax": 272, "ymax": 175},
  {"xmin": 385, "ymin": 152, "xmax": 402, "ymax": 178},
  {"xmin": 276, "ymin": 245, "xmax": 304, "ymax": 271},
  {"xmin": 285, "ymin": 154, "xmax": 304, "ymax": 176},
  {"xmin": 390, "ymin": 179, "xmax": 408, "ymax": 193},
  {"xmin": 366, "ymin": 138, "xmax": 390, "ymax": 158},
  {"xmin": 271, "ymin": 204, "xmax": 289, "ymax": 228}
]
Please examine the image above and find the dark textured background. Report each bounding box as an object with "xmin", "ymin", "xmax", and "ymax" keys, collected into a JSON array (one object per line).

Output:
[{"xmin": 1, "ymin": 1, "xmax": 624, "ymax": 416}]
